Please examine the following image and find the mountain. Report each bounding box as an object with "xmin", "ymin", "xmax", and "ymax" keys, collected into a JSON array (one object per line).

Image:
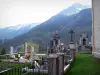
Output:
[
  {"xmin": 0, "ymin": 3, "xmax": 88, "ymax": 40},
  {"xmin": 0, "ymin": 23, "xmax": 39, "ymax": 40},
  {"xmin": 0, "ymin": 3, "xmax": 92, "ymax": 50},
  {"xmin": 59, "ymin": 3, "xmax": 89, "ymax": 16},
  {"xmin": 1, "ymin": 8, "xmax": 92, "ymax": 49}
]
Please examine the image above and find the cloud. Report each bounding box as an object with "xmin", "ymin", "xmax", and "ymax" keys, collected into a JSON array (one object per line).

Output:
[{"xmin": 0, "ymin": 0, "xmax": 91, "ymax": 28}]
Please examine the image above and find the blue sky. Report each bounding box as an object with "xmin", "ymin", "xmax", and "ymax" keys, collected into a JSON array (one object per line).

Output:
[{"xmin": 0, "ymin": 0, "xmax": 91, "ymax": 28}]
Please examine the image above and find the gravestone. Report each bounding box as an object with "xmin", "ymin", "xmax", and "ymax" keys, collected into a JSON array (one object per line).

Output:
[
  {"xmin": 10, "ymin": 46, "xmax": 14, "ymax": 58},
  {"xmin": 75, "ymin": 43, "xmax": 78, "ymax": 52},
  {"xmin": 47, "ymin": 32, "xmax": 65, "ymax": 75},
  {"xmin": 47, "ymin": 54, "xmax": 59, "ymax": 75},
  {"xmin": 60, "ymin": 43, "xmax": 65, "ymax": 52},
  {"xmin": 30, "ymin": 46, "xmax": 36, "ymax": 62},
  {"xmin": 46, "ymin": 46, "xmax": 49, "ymax": 58},
  {"xmin": 49, "ymin": 32, "xmax": 60, "ymax": 53},
  {"xmin": 57, "ymin": 53, "xmax": 64, "ymax": 75},
  {"xmin": 69, "ymin": 42, "xmax": 76, "ymax": 58},
  {"xmin": 24, "ymin": 42, "xmax": 28, "ymax": 55}
]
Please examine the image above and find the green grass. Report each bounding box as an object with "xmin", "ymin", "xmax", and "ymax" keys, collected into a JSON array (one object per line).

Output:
[
  {"xmin": 65, "ymin": 53, "xmax": 100, "ymax": 75},
  {"xmin": 0, "ymin": 62, "xmax": 46, "ymax": 75},
  {"xmin": 0, "ymin": 62, "xmax": 31, "ymax": 75}
]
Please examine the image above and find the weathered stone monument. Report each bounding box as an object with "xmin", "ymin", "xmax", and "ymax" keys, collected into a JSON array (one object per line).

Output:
[
  {"xmin": 69, "ymin": 29, "xmax": 75, "ymax": 42},
  {"xmin": 47, "ymin": 32, "xmax": 64, "ymax": 75},
  {"xmin": 30, "ymin": 46, "xmax": 35, "ymax": 62},
  {"xmin": 57, "ymin": 52, "xmax": 64, "ymax": 75},
  {"xmin": 60, "ymin": 43, "xmax": 65, "ymax": 52},
  {"xmin": 68, "ymin": 29, "xmax": 76, "ymax": 58},
  {"xmin": 47, "ymin": 53, "xmax": 64, "ymax": 75},
  {"xmin": 69, "ymin": 42, "xmax": 76, "ymax": 58},
  {"xmin": 75, "ymin": 42, "xmax": 78, "ymax": 52},
  {"xmin": 10, "ymin": 46, "xmax": 14, "ymax": 55},
  {"xmin": 47, "ymin": 54, "xmax": 59, "ymax": 75},
  {"xmin": 79, "ymin": 33, "xmax": 89, "ymax": 46},
  {"xmin": 78, "ymin": 33, "xmax": 92, "ymax": 53},
  {"xmin": 49, "ymin": 32, "xmax": 60, "ymax": 53},
  {"xmin": 10, "ymin": 46, "xmax": 14, "ymax": 58},
  {"xmin": 25, "ymin": 42, "xmax": 28, "ymax": 55}
]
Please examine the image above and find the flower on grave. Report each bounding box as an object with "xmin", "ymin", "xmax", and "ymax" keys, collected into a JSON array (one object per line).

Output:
[{"xmin": 25, "ymin": 53, "xmax": 31, "ymax": 60}]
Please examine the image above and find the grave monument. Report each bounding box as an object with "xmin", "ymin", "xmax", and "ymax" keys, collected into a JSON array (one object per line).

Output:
[
  {"xmin": 79, "ymin": 33, "xmax": 91, "ymax": 53},
  {"xmin": 10, "ymin": 46, "xmax": 14, "ymax": 58}
]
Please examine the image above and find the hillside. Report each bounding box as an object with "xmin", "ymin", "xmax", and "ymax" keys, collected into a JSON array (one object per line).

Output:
[
  {"xmin": 0, "ymin": 23, "xmax": 39, "ymax": 40},
  {"xmin": 0, "ymin": 8, "xmax": 92, "ymax": 49},
  {"xmin": 19, "ymin": 42, "xmax": 39, "ymax": 53}
]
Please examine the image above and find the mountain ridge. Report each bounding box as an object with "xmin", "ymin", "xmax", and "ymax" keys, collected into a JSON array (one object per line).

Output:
[
  {"xmin": 0, "ymin": 8, "xmax": 92, "ymax": 49},
  {"xmin": 58, "ymin": 3, "xmax": 89, "ymax": 16},
  {"xmin": 0, "ymin": 3, "xmax": 92, "ymax": 50},
  {"xmin": 0, "ymin": 23, "xmax": 40, "ymax": 40}
]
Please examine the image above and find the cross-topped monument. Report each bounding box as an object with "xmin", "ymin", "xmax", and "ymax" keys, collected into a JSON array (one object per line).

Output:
[
  {"xmin": 69, "ymin": 29, "xmax": 75, "ymax": 42},
  {"xmin": 49, "ymin": 32, "xmax": 60, "ymax": 53}
]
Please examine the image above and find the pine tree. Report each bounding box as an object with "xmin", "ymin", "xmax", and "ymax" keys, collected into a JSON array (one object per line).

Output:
[{"xmin": 0, "ymin": 48, "xmax": 6, "ymax": 55}]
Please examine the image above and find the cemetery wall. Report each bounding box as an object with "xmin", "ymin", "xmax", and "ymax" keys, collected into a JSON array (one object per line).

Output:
[{"xmin": 92, "ymin": 0, "xmax": 100, "ymax": 58}]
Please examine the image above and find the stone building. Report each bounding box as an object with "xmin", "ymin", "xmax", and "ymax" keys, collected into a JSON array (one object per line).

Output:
[
  {"xmin": 79, "ymin": 33, "xmax": 89, "ymax": 46},
  {"xmin": 78, "ymin": 33, "xmax": 91, "ymax": 53},
  {"xmin": 92, "ymin": 0, "xmax": 100, "ymax": 58}
]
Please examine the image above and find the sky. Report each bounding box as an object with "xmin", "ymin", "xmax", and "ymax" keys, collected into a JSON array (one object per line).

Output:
[{"xmin": 0, "ymin": 0, "xmax": 91, "ymax": 28}]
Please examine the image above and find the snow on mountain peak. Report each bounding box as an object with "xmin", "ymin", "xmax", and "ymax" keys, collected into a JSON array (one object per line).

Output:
[
  {"xmin": 5, "ymin": 23, "xmax": 39, "ymax": 31},
  {"xmin": 59, "ymin": 3, "xmax": 89, "ymax": 16}
]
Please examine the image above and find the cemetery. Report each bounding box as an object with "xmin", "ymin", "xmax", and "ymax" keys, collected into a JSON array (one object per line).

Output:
[
  {"xmin": 0, "ymin": 28, "xmax": 97, "ymax": 75},
  {"xmin": 0, "ymin": 32, "xmax": 99, "ymax": 75},
  {"xmin": 0, "ymin": 32, "xmax": 76, "ymax": 75},
  {"xmin": 0, "ymin": 27, "xmax": 98, "ymax": 75},
  {"xmin": 1, "ymin": 1, "xmax": 100, "ymax": 75},
  {"xmin": 0, "ymin": 29, "xmax": 95, "ymax": 75}
]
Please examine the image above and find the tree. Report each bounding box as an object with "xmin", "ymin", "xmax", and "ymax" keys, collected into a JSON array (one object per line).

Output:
[{"xmin": 0, "ymin": 48, "xmax": 6, "ymax": 55}]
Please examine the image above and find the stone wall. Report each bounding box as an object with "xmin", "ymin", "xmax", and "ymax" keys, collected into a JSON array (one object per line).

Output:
[{"xmin": 92, "ymin": 0, "xmax": 100, "ymax": 58}]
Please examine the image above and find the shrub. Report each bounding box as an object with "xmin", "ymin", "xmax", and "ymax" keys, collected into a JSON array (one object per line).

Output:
[
  {"xmin": 64, "ymin": 60, "xmax": 68, "ymax": 65},
  {"xmin": 25, "ymin": 53, "xmax": 30, "ymax": 60}
]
